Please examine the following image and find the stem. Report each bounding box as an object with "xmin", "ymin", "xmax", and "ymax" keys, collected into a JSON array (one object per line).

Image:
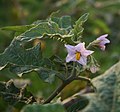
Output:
[
  {"xmin": 74, "ymin": 76, "xmax": 91, "ymax": 82},
  {"xmin": 43, "ymin": 76, "xmax": 75, "ymax": 104},
  {"xmin": 43, "ymin": 82, "xmax": 67, "ymax": 104},
  {"xmin": 71, "ymin": 62, "xmax": 76, "ymax": 77},
  {"xmin": 43, "ymin": 74, "xmax": 96, "ymax": 104},
  {"xmin": 86, "ymin": 42, "xmax": 92, "ymax": 49}
]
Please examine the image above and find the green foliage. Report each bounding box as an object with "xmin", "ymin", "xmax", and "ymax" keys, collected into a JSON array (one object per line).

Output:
[
  {"xmin": 35, "ymin": 67, "xmax": 64, "ymax": 83},
  {"xmin": 51, "ymin": 15, "xmax": 72, "ymax": 30},
  {"xmin": 0, "ymin": 13, "xmax": 88, "ymax": 82},
  {"xmin": 66, "ymin": 96, "xmax": 89, "ymax": 112},
  {"xmin": 0, "ymin": 40, "xmax": 42, "ymax": 75},
  {"xmin": 0, "ymin": 79, "xmax": 35, "ymax": 106},
  {"xmin": 70, "ymin": 61, "xmax": 120, "ymax": 112},
  {"xmin": 0, "ymin": 39, "xmax": 64, "ymax": 83},
  {"xmin": 0, "ymin": 0, "xmax": 120, "ymax": 111},
  {"xmin": 1, "ymin": 25, "xmax": 35, "ymax": 32},
  {"xmin": 71, "ymin": 13, "xmax": 89, "ymax": 43},
  {"xmin": 21, "ymin": 103, "xmax": 66, "ymax": 112},
  {"xmin": 82, "ymin": 61, "xmax": 120, "ymax": 112}
]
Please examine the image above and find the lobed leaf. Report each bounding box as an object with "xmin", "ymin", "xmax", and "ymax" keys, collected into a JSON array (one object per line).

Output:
[
  {"xmin": 17, "ymin": 21, "xmax": 73, "ymax": 44},
  {"xmin": 71, "ymin": 13, "xmax": 89, "ymax": 43}
]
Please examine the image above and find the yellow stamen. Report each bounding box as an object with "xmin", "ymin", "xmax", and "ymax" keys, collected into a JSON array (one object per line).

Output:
[{"xmin": 75, "ymin": 52, "xmax": 81, "ymax": 60}]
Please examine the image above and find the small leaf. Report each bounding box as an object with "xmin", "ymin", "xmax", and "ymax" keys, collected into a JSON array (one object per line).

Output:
[
  {"xmin": 72, "ymin": 13, "xmax": 89, "ymax": 43},
  {"xmin": 21, "ymin": 103, "xmax": 66, "ymax": 112}
]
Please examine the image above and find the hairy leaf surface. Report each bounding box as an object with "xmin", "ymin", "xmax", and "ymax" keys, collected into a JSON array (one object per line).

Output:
[
  {"xmin": 18, "ymin": 21, "xmax": 73, "ymax": 44},
  {"xmin": 0, "ymin": 40, "xmax": 42, "ymax": 72},
  {"xmin": 79, "ymin": 61, "xmax": 120, "ymax": 112}
]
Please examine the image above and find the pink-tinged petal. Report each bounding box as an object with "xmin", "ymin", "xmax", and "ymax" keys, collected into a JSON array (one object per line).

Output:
[
  {"xmin": 96, "ymin": 34, "xmax": 110, "ymax": 51},
  {"xmin": 82, "ymin": 50, "xmax": 94, "ymax": 57},
  {"xmin": 77, "ymin": 56, "xmax": 87, "ymax": 65},
  {"xmin": 65, "ymin": 44, "xmax": 75, "ymax": 54},
  {"xmin": 66, "ymin": 54, "xmax": 76, "ymax": 62},
  {"xmin": 97, "ymin": 34, "xmax": 108, "ymax": 40},
  {"xmin": 100, "ymin": 38, "xmax": 110, "ymax": 45},
  {"xmin": 90, "ymin": 65, "xmax": 99, "ymax": 73},
  {"xmin": 75, "ymin": 42, "xmax": 85, "ymax": 52},
  {"xmin": 99, "ymin": 45, "xmax": 105, "ymax": 51}
]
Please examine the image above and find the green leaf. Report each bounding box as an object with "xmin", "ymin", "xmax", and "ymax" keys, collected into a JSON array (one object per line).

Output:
[
  {"xmin": 0, "ymin": 39, "xmax": 64, "ymax": 82},
  {"xmin": 51, "ymin": 16, "xmax": 72, "ymax": 30},
  {"xmin": 0, "ymin": 80, "xmax": 35, "ymax": 105},
  {"xmin": 36, "ymin": 68, "xmax": 56, "ymax": 83},
  {"xmin": 78, "ymin": 61, "xmax": 120, "ymax": 112},
  {"xmin": 21, "ymin": 103, "xmax": 66, "ymax": 112},
  {"xmin": 72, "ymin": 13, "xmax": 89, "ymax": 43},
  {"xmin": 1, "ymin": 25, "xmax": 35, "ymax": 32},
  {"xmin": 17, "ymin": 21, "xmax": 73, "ymax": 44},
  {"xmin": 0, "ymin": 40, "xmax": 42, "ymax": 75},
  {"xmin": 66, "ymin": 96, "xmax": 89, "ymax": 112}
]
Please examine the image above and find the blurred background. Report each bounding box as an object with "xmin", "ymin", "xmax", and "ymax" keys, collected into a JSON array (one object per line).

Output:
[{"xmin": 0, "ymin": 0, "xmax": 120, "ymax": 111}]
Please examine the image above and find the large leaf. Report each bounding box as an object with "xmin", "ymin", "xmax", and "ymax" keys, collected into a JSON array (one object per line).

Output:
[
  {"xmin": 17, "ymin": 21, "xmax": 73, "ymax": 44},
  {"xmin": 78, "ymin": 61, "xmax": 120, "ymax": 112},
  {"xmin": 21, "ymin": 103, "xmax": 66, "ymax": 112},
  {"xmin": 0, "ymin": 38, "xmax": 64, "ymax": 82},
  {"xmin": 0, "ymin": 40, "xmax": 42, "ymax": 75}
]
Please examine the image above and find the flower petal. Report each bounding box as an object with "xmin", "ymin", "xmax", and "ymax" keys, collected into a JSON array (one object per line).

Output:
[
  {"xmin": 90, "ymin": 65, "xmax": 99, "ymax": 73},
  {"xmin": 96, "ymin": 34, "xmax": 110, "ymax": 51},
  {"xmin": 99, "ymin": 45, "xmax": 106, "ymax": 51},
  {"xmin": 97, "ymin": 34, "xmax": 108, "ymax": 40},
  {"xmin": 75, "ymin": 42, "xmax": 85, "ymax": 52},
  {"xmin": 65, "ymin": 44, "xmax": 75, "ymax": 54},
  {"xmin": 77, "ymin": 56, "xmax": 87, "ymax": 65},
  {"xmin": 66, "ymin": 54, "xmax": 76, "ymax": 62},
  {"xmin": 100, "ymin": 38, "xmax": 110, "ymax": 45},
  {"xmin": 82, "ymin": 50, "xmax": 94, "ymax": 57}
]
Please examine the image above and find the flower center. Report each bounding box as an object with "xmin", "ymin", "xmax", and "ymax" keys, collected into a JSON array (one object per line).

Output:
[{"xmin": 75, "ymin": 52, "xmax": 81, "ymax": 60}]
